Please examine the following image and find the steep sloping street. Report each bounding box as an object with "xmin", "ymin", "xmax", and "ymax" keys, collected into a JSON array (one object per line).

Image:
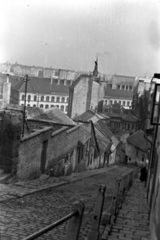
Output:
[{"xmin": 0, "ymin": 165, "xmax": 134, "ymax": 240}]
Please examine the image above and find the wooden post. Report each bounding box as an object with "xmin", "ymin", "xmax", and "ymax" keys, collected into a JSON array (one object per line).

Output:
[
  {"xmin": 66, "ymin": 201, "xmax": 85, "ymax": 240},
  {"xmin": 110, "ymin": 179, "xmax": 120, "ymax": 215},
  {"xmin": 87, "ymin": 184, "xmax": 106, "ymax": 240}
]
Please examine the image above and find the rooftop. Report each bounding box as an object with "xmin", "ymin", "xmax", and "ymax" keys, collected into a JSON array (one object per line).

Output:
[
  {"xmin": 105, "ymin": 88, "xmax": 133, "ymax": 99},
  {"xmin": 32, "ymin": 107, "xmax": 76, "ymax": 126},
  {"xmin": 13, "ymin": 76, "xmax": 69, "ymax": 95},
  {"xmin": 127, "ymin": 130, "xmax": 151, "ymax": 152}
]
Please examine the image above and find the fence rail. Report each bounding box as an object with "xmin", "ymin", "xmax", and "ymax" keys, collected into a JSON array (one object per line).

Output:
[{"xmin": 23, "ymin": 167, "xmax": 139, "ymax": 240}]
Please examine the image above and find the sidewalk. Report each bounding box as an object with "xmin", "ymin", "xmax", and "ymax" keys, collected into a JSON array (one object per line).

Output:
[
  {"xmin": 0, "ymin": 165, "xmax": 119, "ymax": 202},
  {"xmin": 107, "ymin": 178, "xmax": 150, "ymax": 240}
]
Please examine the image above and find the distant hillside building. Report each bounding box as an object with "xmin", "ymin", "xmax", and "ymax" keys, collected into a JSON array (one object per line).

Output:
[{"xmin": 103, "ymin": 75, "xmax": 136, "ymax": 108}]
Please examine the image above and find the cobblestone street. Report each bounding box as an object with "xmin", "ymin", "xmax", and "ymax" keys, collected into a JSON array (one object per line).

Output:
[{"xmin": 0, "ymin": 165, "xmax": 134, "ymax": 240}]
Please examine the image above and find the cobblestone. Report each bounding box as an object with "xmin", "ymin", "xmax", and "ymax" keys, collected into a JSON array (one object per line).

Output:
[
  {"xmin": 0, "ymin": 165, "xmax": 134, "ymax": 240},
  {"xmin": 106, "ymin": 179, "xmax": 150, "ymax": 240}
]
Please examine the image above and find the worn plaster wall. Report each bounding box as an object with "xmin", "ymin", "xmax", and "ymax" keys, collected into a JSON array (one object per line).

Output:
[
  {"xmin": 18, "ymin": 127, "xmax": 52, "ymax": 179},
  {"xmin": 71, "ymin": 77, "xmax": 89, "ymax": 118},
  {"xmin": 17, "ymin": 125, "xmax": 95, "ymax": 179},
  {"xmin": 90, "ymin": 81, "xmax": 100, "ymax": 110},
  {"xmin": 149, "ymin": 127, "xmax": 160, "ymax": 240}
]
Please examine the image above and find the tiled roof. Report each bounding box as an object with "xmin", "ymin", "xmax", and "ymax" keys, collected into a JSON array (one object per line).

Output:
[
  {"xmin": 13, "ymin": 77, "xmax": 69, "ymax": 95},
  {"xmin": 97, "ymin": 113, "xmax": 110, "ymax": 119},
  {"xmin": 127, "ymin": 130, "xmax": 151, "ymax": 152},
  {"xmin": 105, "ymin": 88, "xmax": 133, "ymax": 99},
  {"xmin": 121, "ymin": 114, "xmax": 138, "ymax": 122},
  {"xmin": 33, "ymin": 107, "xmax": 76, "ymax": 125},
  {"xmin": 94, "ymin": 120, "xmax": 113, "ymax": 139},
  {"xmin": 73, "ymin": 110, "xmax": 95, "ymax": 122},
  {"xmin": 79, "ymin": 127, "xmax": 91, "ymax": 144},
  {"xmin": 95, "ymin": 127, "xmax": 110, "ymax": 146}
]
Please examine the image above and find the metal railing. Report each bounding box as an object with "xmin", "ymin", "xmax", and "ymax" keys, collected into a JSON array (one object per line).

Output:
[
  {"xmin": 23, "ymin": 201, "xmax": 85, "ymax": 240},
  {"xmin": 23, "ymin": 168, "xmax": 139, "ymax": 240}
]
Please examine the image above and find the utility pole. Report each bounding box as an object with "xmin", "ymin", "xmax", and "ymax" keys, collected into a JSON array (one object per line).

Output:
[{"xmin": 22, "ymin": 74, "xmax": 29, "ymax": 137}]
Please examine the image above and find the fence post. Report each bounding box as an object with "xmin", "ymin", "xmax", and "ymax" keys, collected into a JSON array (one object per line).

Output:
[
  {"xmin": 66, "ymin": 201, "xmax": 85, "ymax": 240},
  {"xmin": 110, "ymin": 179, "xmax": 120, "ymax": 215},
  {"xmin": 87, "ymin": 184, "xmax": 106, "ymax": 240}
]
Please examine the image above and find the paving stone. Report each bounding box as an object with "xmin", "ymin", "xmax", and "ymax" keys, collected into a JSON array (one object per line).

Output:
[
  {"xmin": 0, "ymin": 165, "xmax": 133, "ymax": 240},
  {"xmin": 108, "ymin": 179, "xmax": 150, "ymax": 240}
]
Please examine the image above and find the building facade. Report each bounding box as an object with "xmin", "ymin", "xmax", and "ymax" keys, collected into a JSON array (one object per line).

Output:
[{"xmin": 103, "ymin": 74, "xmax": 136, "ymax": 108}]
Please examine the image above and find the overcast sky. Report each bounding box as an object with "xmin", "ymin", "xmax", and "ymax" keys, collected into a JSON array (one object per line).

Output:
[{"xmin": 0, "ymin": 0, "xmax": 160, "ymax": 77}]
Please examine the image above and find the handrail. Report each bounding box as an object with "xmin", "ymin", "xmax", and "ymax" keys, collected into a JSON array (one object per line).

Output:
[{"xmin": 23, "ymin": 210, "xmax": 78, "ymax": 240}]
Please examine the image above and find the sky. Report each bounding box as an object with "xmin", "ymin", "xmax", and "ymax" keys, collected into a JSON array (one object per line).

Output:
[{"xmin": 0, "ymin": 0, "xmax": 160, "ymax": 77}]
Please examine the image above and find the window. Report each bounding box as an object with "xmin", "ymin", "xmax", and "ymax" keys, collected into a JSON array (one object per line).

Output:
[
  {"xmin": 66, "ymin": 105, "xmax": 68, "ymax": 112},
  {"xmin": 67, "ymin": 80, "xmax": 71, "ymax": 86},
  {"xmin": 62, "ymin": 97, "xmax": 65, "ymax": 102},
  {"xmin": 34, "ymin": 95, "xmax": 37, "ymax": 101},
  {"xmin": 122, "ymin": 85, "xmax": 125, "ymax": 90},
  {"xmin": 127, "ymin": 101, "xmax": 130, "ymax": 106},
  {"xmin": 56, "ymin": 105, "xmax": 59, "ymax": 108},
  {"xmin": 123, "ymin": 101, "xmax": 125, "ymax": 106},
  {"xmin": 21, "ymin": 94, "xmax": 25, "ymax": 100},
  {"xmin": 110, "ymin": 100, "xmax": 112, "ymax": 105},
  {"xmin": 115, "ymin": 100, "xmax": 117, "ymax": 104},
  {"xmin": 117, "ymin": 85, "xmax": 120, "ymax": 90},
  {"xmin": 126, "ymin": 85, "xmax": 128, "ymax": 90},
  {"xmin": 40, "ymin": 104, "xmax": 43, "ymax": 108},
  {"xmin": 129, "ymin": 86, "xmax": 132, "ymax": 91},
  {"xmin": 46, "ymin": 96, "xmax": 50, "ymax": 102},
  {"xmin": 33, "ymin": 104, "xmax": 36, "ymax": 107},
  {"xmin": 51, "ymin": 105, "xmax": 54, "ymax": 108},
  {"xmin": 60, "ymin": 80, "xmax": 64, "ymax": 85},
  {"xmin": 61, "ymin": 105, "xmax": 64, "ymax": 111},
  {"xmin": 41, "ymin": 96, "xmax": 44, "ymax": 101},
  {"xmin": 28, "ymin": 95, "xmax": 31, "ymax": 102},
  {"xmin": 45, "ymin": 104, "xmax": 49, "ymax": 109},
  {"xmin": 57, "ymin": 97, "xmax": 60, "ymax": 102},
  {"xmin": 51, "ymin": 96, "xmax": 55, "ymax": 102},
  {"xmin": 27, "ymin": 104, "xmax": 30, "ymax": 107},
  {"xmin": 119, "ymin": 101, "xmax": 121, "ymax": 105}
]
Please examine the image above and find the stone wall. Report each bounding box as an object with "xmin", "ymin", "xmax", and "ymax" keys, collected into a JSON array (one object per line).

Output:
[
  {"xmin": 0, "ymin": 110, "xmax": 22, "ymax": 173},
  {"xmin": 17, "ymin": 124, "xmax": 97, "ymax": 179},
  {"xmin": 17, "ymin": 122, "xmax": 108, "ymax": 179}
]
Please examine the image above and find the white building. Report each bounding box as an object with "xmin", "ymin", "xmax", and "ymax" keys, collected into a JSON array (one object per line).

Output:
[{"xmin": 14, "ymin": 77, "xmax": 70, "ymax": 114}]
